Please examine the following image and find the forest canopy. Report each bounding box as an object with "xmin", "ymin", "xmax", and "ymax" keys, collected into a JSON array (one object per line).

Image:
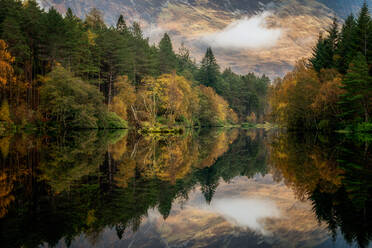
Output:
[{"xmin": 0, "ymin": 0, "xmax": 270, "ymax": 131}]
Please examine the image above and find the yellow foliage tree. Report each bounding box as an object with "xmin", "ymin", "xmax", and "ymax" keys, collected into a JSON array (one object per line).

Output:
[
  {"xmin": 136, "ymin": 73, "xmax": 200, "ymax": 127},
  {"xmin": 0, "ymin": 99, "xmax": 12, "ymax": 124},
  {"xmin": 109, "ymin": 76, "xmax": 136, "ymax": 121},
  {"xmin": 269, "ymin": 60, "xmax": 321, "ymax": 129},
  {"xmin": 198, "ymin": 85, "xmax": 237, "ymax": 126},
  {"xmin": 0, "ymin": 40, "xmax": 15, "ymax": 87}
]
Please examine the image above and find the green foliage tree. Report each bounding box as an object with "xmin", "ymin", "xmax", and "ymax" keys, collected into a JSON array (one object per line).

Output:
[
  {"xmin": 355, "ymin": 2, "xmax": 372, "ymax": 60},
  {"xmin": 158, "ymin": 33, "xmax": 176, "ymax": 74},
  {"xmin": 197, "ymin": 47, "xmax": 220, "ymax": 88},
  {"xmin": 310, "ymin": 21, "xmax": 338, "ymax": 73},
  {"xmin": 116, "ymin": 14, "xmax": 128, "ymax": 33},
  {"xmin": 85, "ymin": 8, "xmax": 105, "ymax": 30},
  {"xmin": 40, "ymin": 65, "xmax": 125, "ymax": 129},
  {"xmin": 339, "ymin": 53, "xmax": 372, "ymax": 123},
  {"xmin": 336, "ymin": 15, "xmax": 358, "ymax": 73}
]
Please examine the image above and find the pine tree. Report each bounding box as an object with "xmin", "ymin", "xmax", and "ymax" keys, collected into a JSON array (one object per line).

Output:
[
  {"xmin": 85, "ymin": 8, "xmax": 105, "ymax": 30},
  {"xmin": 41, "ymin": 7, "xmax": 67, "ymax": 66},
  {"xmin": 116, "ymin": 15, "xmax": 128, "ymax": 33},
  {"xmin": 336, "ymin": 15, "xmax": 357, "ymax": 73},
  {"xmin": 158, "ymin": 33, "xmax": 176, "ymax": 74},
  {"xmin": 339, "ymin": 53, "xmax": 372, "ymax": 123},
  {"xmin": 198, "ymin": 47, "xmax": 220, "ymax": 88},
  {"xmin": 310, "ymin": 34, "xmax": 331, "ymax": 72},
  {"xmin": 63, "ymin": 8, "xmax": 97, "ymax": 79},
  {"xmin": 128, "ymin": 22, "xmax": 155, "ymax": 82},
  {"xmin": 130, "ymin": 22, "xmax": 143, "ymax": 40},
  {"xmin": 1, "ymin": 16, "xmax": 29, "ymax": 74},
  {"xmin": 326, "ymin": 17, "xmax": 339, "ymax": 51},
  {"xmin": 355, "ymin": 1, "xmax": 372, "ymax": 61},
  {"xmin": 65, "ymin": 8, "xmax": 74, "ymax": 20},
  {"xmin": 177, "ymin": 43, "xmax": 197, "ymax": 80},
  {"xmin": 310, "ymin": 18, "xmax": 339, "ymax": 73},
  {"xmin": 21, "ymin": 0, "xmax": 44, "ymax": 82}
]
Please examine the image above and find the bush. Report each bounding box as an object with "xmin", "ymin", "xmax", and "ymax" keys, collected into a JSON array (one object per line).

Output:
[
  {"xmin": 98, "ymin": 112, "xmax": 128, "ymax": 129},
  {"xmin": 40, "ymin": 66, "xmax": 106, "ymax": 129}
]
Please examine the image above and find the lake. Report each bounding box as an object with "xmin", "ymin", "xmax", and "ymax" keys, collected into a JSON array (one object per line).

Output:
[{"xmin": 0, "ymin": 129, "xmax": 370, "ymax": 248}]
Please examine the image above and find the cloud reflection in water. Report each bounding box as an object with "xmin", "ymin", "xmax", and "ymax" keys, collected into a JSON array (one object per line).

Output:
[{"xmin": 209, "ymin": 198, "xmax": 280, "ymax": 235}]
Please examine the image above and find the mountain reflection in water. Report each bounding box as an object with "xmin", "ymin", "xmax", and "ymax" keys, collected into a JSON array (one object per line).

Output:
[{"xmin": 0, "ymin": 129, "xmax": 370, "ymax": 248}]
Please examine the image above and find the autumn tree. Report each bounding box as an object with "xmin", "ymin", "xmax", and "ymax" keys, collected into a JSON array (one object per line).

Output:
[
  {"xmin": 0, "ymin": 99, "xmax": 12, "ymax": 123},
  {"xmin": 0, "ymin": 39, "xmax": 15, "ymax": 89},
  {"xmin": 109, "ymin": 76, "xmax": 136, "ymax": 121},
  {"xmin": 198, "ymin": 85, "xmax": 237, "ymax": 126}
]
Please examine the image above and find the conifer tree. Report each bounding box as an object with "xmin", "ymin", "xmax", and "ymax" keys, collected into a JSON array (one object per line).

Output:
[
  {"xmin": 85, "ymin": 8, "xmax": 105, "ymax": 30},
  {"xmin": 1, "ymin": 16, "xmax": 29, "ymax": 74},
  {"xmin": 158, "ymin": 33, "xmax": 176, "ymax": 74},
  {"xmin": 339, "ymin": 53, "xmax": 371, "ymax": 123},
  {"xmin": 310, "ymin": 18, "xmax": 339, "ymax": 73},
  {"xmin": 310, "ymin": 34, "xmax": 329, "ymax": 72},
  {"xmin": 355, "ymin": 2, "xmax": 372, "ymax": 60},
  {"xmin": 42, "ymin": 7, "xmax": 67, "ymax": 66},
  {"xmin": 326, "ymin": 17, "xmax": 339, "ymax": 52},
  {"xmin": 116, "ymin": 15, "xmax": 128, "ymax": 33},
  {"xmin": 130, "ymin": 22, "xmax": 143, "ymax": 39},
  {"xmin": 65, "ymin": 8, "xmax": 74, "ymax": 20},
  {"xmin": 336, "ymin": 15, "xmax": 357, "ymax": 73},
  {"xmin": 21, "ymin": 0, "xmax": 43, "ymax": 82},
  {"xmin": 198, "ymin": 47, "xmax": 220, "ymax": 88}
]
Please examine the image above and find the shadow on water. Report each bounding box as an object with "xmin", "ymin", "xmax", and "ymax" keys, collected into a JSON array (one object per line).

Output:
[{"xmin": 0, "ymin": 129, "xmax": 370, "ymax": 247}]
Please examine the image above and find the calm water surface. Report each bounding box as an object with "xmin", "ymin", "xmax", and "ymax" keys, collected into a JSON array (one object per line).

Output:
[{"xmin": 0, "ymin": 129, "xmax": 371, "ymax": 248}]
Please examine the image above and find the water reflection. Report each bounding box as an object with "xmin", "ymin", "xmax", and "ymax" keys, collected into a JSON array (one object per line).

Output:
[
  {"xmin": 0, "ymin": 129, "xmax": 370, "ymax": 248},
  {"xmin": 269, "ymin": 132, "xmax": 372, "ymax": 248}
]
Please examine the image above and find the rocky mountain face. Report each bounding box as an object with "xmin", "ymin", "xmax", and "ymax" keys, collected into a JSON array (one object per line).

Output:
[{"xmin": 37, "ymin": 0, "xmax": 372, "ymax": 78}]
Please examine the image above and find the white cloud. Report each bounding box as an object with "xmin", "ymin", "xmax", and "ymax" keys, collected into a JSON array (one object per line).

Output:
[{"xmin": 203, "ymin": 11, "xmax": 282, "ymax": 50}]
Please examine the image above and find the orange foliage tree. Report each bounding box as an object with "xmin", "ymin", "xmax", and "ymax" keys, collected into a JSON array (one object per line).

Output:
[{"xmin": 269, "ymin": 60, "xmax": 344, "ymax": 130}]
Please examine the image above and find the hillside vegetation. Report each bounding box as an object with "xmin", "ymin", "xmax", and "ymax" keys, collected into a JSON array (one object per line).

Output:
[
  {"xmin": 0, "ymin": 0, "xmax": 269, "ymax": 131},
  {"xmin": 269, "ymin": 3, "xmax": 372, "ymax": 132}
]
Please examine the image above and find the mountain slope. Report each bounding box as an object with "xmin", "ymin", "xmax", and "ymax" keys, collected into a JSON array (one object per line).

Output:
[{"xmin": 37, "ymin": 0, "xmax": 371, "ymax": 77}]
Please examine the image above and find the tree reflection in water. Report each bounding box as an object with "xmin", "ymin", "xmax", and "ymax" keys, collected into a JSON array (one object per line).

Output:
[
  {"xmin": 0, "ymin": 129, "xmax": 370, "ymax": 248},
  {"xmin": 269, "ymin": 132, "xmax": 372, "ymax": 248}
]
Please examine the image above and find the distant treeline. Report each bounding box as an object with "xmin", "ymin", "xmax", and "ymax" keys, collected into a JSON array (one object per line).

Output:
[
  {"xmin": 0, "ymin": 0, "xmax": 270, "ymax": 130},
  {"xmin": 270, "ymin": 2, "xmax": 372, "ymax": 132}
]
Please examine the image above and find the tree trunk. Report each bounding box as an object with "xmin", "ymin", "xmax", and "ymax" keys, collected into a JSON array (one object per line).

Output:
[{"xmin": 108, "ymin": 72, "xmax": 113, "ymax": 105}]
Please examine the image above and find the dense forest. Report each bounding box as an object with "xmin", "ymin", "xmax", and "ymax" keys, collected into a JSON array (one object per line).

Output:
[
  {"xmin": 0, "ymin": 0, "xmax": 270, "ymax": 131},
  {"xmin": 269, "ymin": 2, "xmax": 372, "ymax": 132}
]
